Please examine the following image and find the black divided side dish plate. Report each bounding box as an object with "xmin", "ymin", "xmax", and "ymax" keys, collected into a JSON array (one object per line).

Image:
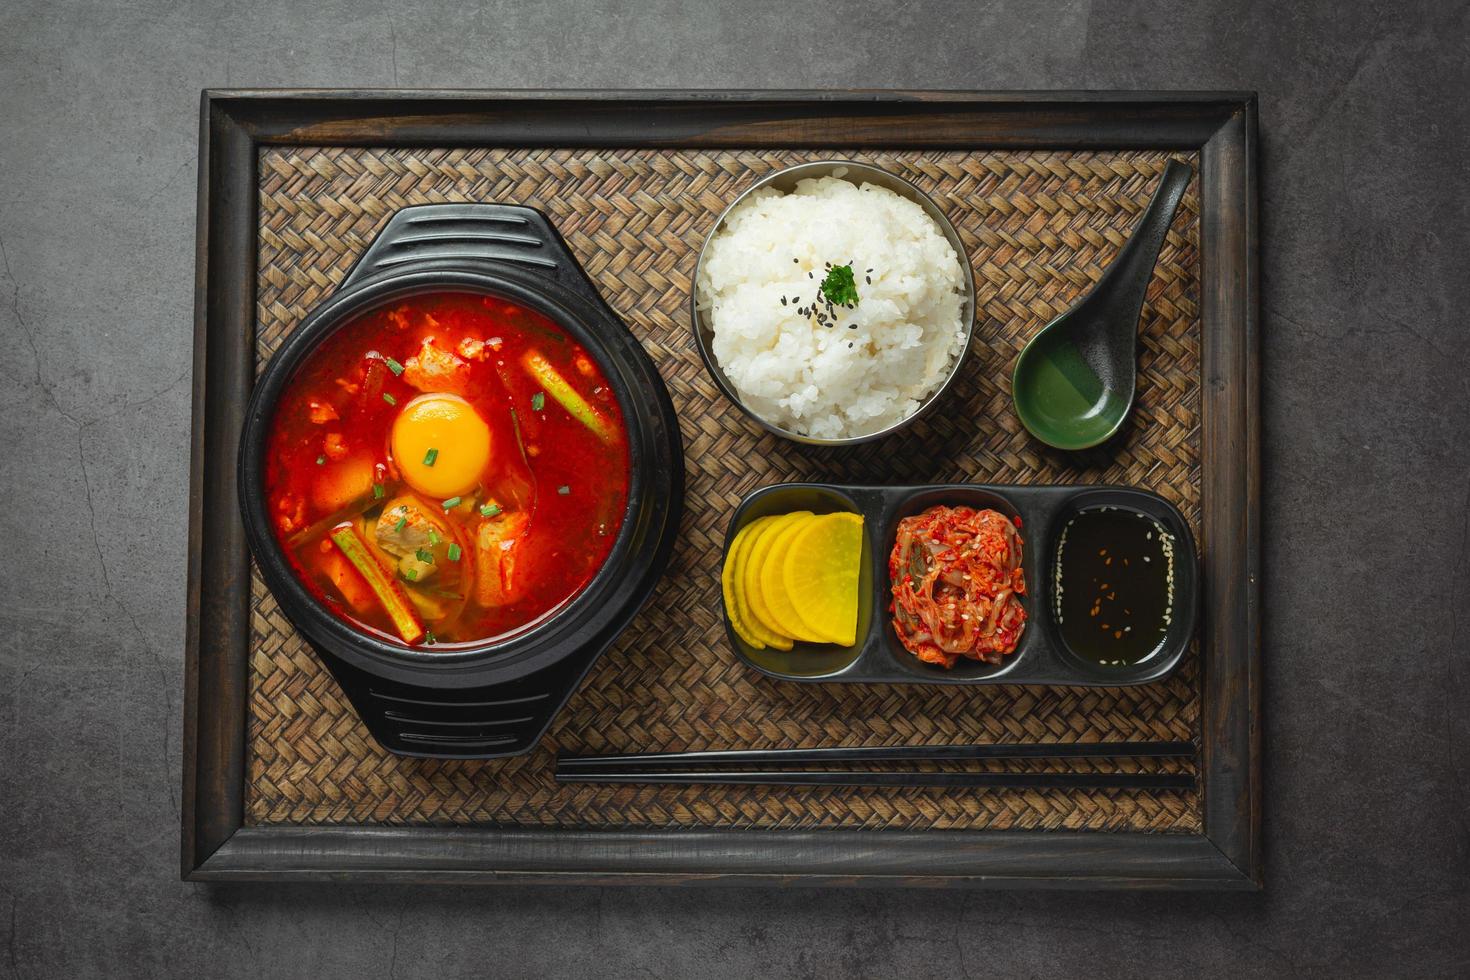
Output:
[{"xmin": 724, "ymin": 483, "xmax": 1199, "ymax": 687}]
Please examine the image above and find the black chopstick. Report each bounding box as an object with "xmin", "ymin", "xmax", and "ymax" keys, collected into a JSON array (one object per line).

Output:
[
  {"xmin": 554, "ymin": 770, "xmax": 1195, "ymax": 790},
  {"xmin": 557, "ymin": 740, "xmax": 1195, "ymax": 770}
]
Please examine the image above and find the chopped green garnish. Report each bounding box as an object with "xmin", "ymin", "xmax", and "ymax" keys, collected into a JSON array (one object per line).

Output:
[
  {"xmin": 423, "ymin": 447, "xmax": 438, "ymax": 467},
  {"xmin": 557, "ymin": 485, "xmax": 571, "ymax": 495},
  {"xmin": 447, "ymin": 543, "xmax": 461, "ymax": 562},
  {"xmin": 315, "ymin": 455, "xmax": 326, "ymax": 466},
  {"xmin": 427, "ymin": 529, "xmax": 440, "ymax": 545},
  {"xmin": 394, "ymin": 516, "xmax": 407, "ymax": 532},
  {"xmin": 384, "ymin": 357, "xmax": 404, "ymax": 376},
  {"xmin": 404, "ymin": 568, "xmax": 418, "ymax": 581},
  {"xmin": 441, "ymin": 496, "xmax": 461, "ymax": 511},
  {"xmin": 372, "ymin": 483, "xmax": 385, "ymax": 500},
  {"xmin": 819, "ymin": 264, "xmax": 860, "ymax": 307},
  {"xmin": 415, "ymin": 548, "xmax": 434, "ymax": 564},
  {"xmin": 531, "ymin": 391, "xmax": 546, "ymax": 412},
  {"xmin": 382, "ymin": 392, "xmax": 397, "ymax": 406},
  {"xmin": 480, "ymin": 503, "xmax": 502, "ymax": 517},
  {"xmin": 424, "ymin": 629, "xmax": 436, "ymax": 645}
]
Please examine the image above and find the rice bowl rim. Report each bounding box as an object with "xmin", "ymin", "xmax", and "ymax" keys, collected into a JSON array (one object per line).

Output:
[{"xmin": 689, "ymin": 159, "xmax": 977, "ymax": 447}]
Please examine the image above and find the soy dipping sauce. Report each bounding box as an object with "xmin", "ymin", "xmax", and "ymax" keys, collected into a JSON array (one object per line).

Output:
[{"xmin": 1054, "ymin": 508, "xmax": 1176, "ymax": 666}]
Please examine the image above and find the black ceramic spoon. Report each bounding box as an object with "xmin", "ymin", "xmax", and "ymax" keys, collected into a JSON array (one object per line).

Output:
[{"xmin": 1012, "ymin": 159, "xmax": 1193, "ymax": 450}]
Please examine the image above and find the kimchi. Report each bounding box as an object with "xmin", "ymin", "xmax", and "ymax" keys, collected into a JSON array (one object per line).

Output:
[{"xmin": 889, "ymin": 505, "xmax": 1027, "ymax": 668}]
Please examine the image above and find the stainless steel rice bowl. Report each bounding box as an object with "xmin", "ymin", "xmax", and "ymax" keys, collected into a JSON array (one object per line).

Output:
[{"xmin": 690, "ymin": 160, "xmax": 976, "ymax": 447}]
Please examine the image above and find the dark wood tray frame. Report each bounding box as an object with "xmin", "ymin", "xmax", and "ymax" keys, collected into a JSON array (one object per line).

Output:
[{"xmin": 184, "ymin": 90, "xmax": 1260, "ymax": 888}]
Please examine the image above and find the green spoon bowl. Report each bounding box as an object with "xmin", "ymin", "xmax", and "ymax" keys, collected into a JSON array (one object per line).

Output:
[{"xmin": 1013, "ymin": 159, "xmax": 1193, "ymax": 451}]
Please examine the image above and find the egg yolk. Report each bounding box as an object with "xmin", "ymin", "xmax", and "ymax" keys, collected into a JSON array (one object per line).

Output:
[{"xmin": 390, "ymin": 393, "xmax": 491, "ymax": 499}]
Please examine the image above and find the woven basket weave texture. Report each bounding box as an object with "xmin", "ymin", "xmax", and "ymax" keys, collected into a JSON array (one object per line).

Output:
[{"xmin": 247, "ymin": 146, "xmax": 1203, "ymax": 832}]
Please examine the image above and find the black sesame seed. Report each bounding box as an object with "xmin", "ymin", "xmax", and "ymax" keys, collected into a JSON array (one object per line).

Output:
[
  {"xmin": 808, "ymin": 272, "xmax": 814, "ymax": 279},
  {"xmin": 848, "ymin": 342, "xmax": 854, "ymax": 348},
  {"xmin": 793, "ymin": 258, "xmax": 798, "ymax": 263},
  {"xmin": 848, "ymin": 323, "xmax": 857, "ymax": 329},
  {"xmin": 866, "ymin": 268, "xmax": 872, "ymax": 273},
  {"xmin": 865, "ymin": 276, "xmax": 871, "ymax": 284},
  {"xmin": 781, "ymin": 297, "xmax": 787, "ymax": 305}
]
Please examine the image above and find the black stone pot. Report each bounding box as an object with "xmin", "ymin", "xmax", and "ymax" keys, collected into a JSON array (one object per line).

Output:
[{"xmin": 238, "ymin": 204, "xmax": 684, "ymax": 759}]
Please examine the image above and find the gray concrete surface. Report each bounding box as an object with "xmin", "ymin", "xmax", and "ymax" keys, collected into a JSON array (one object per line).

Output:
[{"xmin": 2, "ymin": 0, "xmax": 1467, "ymax": 976}]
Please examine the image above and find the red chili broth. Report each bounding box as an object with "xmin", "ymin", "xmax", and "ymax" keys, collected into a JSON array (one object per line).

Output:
[{"xmin": 264, "ymin": 291, "xmax": 631, "ymax": 646}]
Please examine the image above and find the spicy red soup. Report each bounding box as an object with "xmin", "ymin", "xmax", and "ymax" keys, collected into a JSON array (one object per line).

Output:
[{"xmin": 264, "ymin": 291, "xmax": 630, "ymax": 647}]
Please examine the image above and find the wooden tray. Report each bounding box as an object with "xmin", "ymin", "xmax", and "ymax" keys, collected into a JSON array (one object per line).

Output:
[{"xmin": 183, "ymin": 90, "xmax": 1260, "ymax": 888}]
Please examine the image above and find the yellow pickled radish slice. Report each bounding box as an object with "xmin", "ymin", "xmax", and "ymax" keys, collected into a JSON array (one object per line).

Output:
[
  {"xmin": 726, "ymin": 517, "xmax": 793, "ymax": 646},
  {"xmin": 758, "ymin": 513, "xmax": 828, "ymax": 642},
  {"xmin": 721, "ymin": 524, "xmax": 764, "ymax": 649},
  {"xmin": 740, "ymin": 537, "xmax": 799, "ymax": 652},
  {"xmin": 742, "ymin": 514, "xmax": 801, "ymax": 641},
  {"xmin": 783, "ymin": 512, "xmax": 864, "ymax": 646},
  {"xmin": 726, "ymin": 517, "xmax": 792, "ymax": 650}
]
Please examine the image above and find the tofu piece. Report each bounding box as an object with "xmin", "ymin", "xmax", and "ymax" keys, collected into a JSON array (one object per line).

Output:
[
  {"xmin": 402, "ymin": 338, "xmax": 470, "ymax": 395},
  {"xmin": 474, "ymin": 512, "xmax": 530, "ymax": 607}
]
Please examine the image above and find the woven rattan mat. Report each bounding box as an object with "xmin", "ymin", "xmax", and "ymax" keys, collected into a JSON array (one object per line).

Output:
[{"xmin": 247, "ymin": 147, "xmax": 1202, "ymax": 831}]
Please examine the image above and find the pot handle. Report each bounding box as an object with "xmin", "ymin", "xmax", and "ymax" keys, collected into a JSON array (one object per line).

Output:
[
  {"xmin": 314, "ymin": 640, "xmax": 600, "ymax": 760},
  {"xmin": 342, "ymin": 203, "xmax": 605, "ymax": 308}
]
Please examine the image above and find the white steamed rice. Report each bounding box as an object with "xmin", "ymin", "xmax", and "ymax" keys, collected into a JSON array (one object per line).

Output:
[{"xmin": 695, "ymin": 174, "xmax": 967, "ymax": 439}]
